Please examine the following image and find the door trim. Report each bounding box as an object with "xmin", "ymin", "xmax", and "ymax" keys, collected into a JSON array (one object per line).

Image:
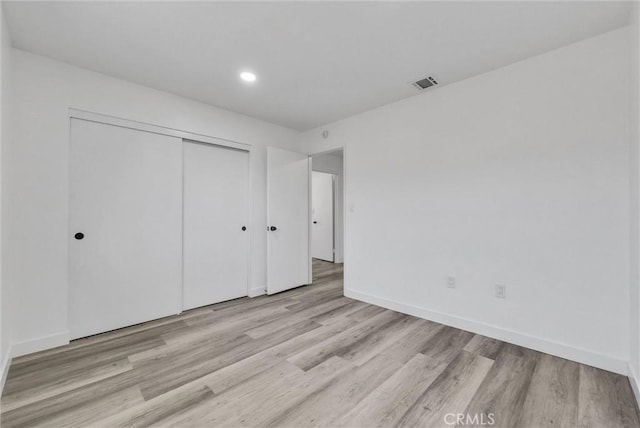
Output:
[
  {"xmin": 307, "ymin": 156, "xmax": 313, "ymax": 283},
  {"xmin": 331, "ymin": 173, "xmax": 336, "ymax": 262},
  {"xmin": 308, "ymin": 147, "xmax": 346, "ymax": 276}
]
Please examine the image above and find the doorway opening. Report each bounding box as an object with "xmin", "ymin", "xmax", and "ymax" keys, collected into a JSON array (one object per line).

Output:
[{"xmin": 310, "ymin": 149, "xmax": 344, "ymax": 287}]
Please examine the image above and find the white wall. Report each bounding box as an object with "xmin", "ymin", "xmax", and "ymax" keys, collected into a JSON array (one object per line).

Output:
[
  {"xmin": 629, "ymin": 1, "xmax": 640, "ymax": 399},
  {"xmin": 0, "ymin": 4, "xmax": 12, "ymax": 386},
  {"xmin": 311, "ymin": 152, "xmax": 344, "ymax": 263},
  {"xmin": 6, "ymin": 49, "xmax": 300, "ymax": 355},
  {"xmin": 300, "ymin": 28, "xmax": 631, "ymax": 374}
]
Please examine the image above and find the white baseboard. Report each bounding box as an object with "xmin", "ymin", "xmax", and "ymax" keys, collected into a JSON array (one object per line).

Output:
[
  {"xmin": 11, "ymin": 331, "xmax": 69, "ymax": 358},
  {"xmin": 629, "ymin": 363, "xmax": 640, "ymax": 411},
  {"xmin": 345, "ymin": 288, "xmax": 628, "ymax": 375},
  {"xmin": 0, "ymin": 347, "xmax": 11, "ymax": 394},
  {"xmin": 248, "ymin": 286, "xmax": 266, "ymax": 298}
]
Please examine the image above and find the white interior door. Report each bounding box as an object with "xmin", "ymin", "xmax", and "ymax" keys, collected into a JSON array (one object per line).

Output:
[
  {"xmin": 69, "ymin": 119, "xmax": 182, "ymax": 340},
  {"xmin": 267, "ymin": 147, "xmax": 310, "ymax": 294},
  {"xmin": 312, "ymin": 171, "xmax": 335, "ymax": 262},
  {"xmin": 183, "ymin": 141, "xmax": 249, "ymax": 310}
]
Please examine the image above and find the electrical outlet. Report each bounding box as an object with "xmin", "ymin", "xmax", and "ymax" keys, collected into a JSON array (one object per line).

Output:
[
  {"xmin": 495, "ymin": 284, "xmax": 506, "ymax": 299},
  {"xmin": 447, "ymin": 276, "xmax": 456, "ymax": 288}
]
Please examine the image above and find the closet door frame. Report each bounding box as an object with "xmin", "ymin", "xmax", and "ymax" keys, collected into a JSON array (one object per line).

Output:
[{"xmin": 68, "ymin": 109, "xmax": 253, "ymax": 319}]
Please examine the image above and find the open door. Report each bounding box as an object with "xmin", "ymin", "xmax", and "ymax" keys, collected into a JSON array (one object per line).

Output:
[{"xmin": 267, "ymin": 147, "xmax": 310, "ymax": 294}]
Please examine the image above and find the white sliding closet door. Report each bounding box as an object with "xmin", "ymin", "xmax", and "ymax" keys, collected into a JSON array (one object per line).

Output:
[
  {"xmin": 183, "ymin": 141, "xmax": 249, "ymax": 310},
  {"xmin": 69, "ymin": 119, "xmax": 183, "ymax": 340}
]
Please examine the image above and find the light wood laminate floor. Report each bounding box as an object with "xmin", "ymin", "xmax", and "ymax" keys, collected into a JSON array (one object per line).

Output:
[{"xmin": 2, "ymin": 259, "xmax": 639, "ymax": 427}]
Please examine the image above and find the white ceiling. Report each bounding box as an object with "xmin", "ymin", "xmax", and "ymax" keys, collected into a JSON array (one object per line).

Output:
[{"xmin": 3, "ymin": 1, "xmax": 632, "ymax": 131}]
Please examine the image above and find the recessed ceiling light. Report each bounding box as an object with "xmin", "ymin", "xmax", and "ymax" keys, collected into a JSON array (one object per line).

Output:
[{"xmin": 240, "ymin": 72, "xmax": 257, "ymax": 82}]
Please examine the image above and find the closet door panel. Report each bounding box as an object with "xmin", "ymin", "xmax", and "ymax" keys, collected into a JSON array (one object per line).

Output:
[
  {"xmin": 183, "ymin": 141, "xmax": 249, "ymax": 310},
  {"xmin": 69, "ymin": 119, "xmax": 183, "ymax": 340}
]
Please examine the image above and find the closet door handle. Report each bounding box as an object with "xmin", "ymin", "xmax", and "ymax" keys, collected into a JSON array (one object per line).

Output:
[
  {"xmin": 241, "ymin": 226, "xmax": 247, "ymax": 231},
  {"xmin": 270, "ymin": 226, "xmax": 277, "ymax": 231},
  {"xmin": 74, "ymin": 232, "xmax": 85, "ymax": 240}
]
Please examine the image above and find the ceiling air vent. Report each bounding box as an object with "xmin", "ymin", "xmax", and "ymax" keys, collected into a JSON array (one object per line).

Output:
[{"xmin": 412, "ymin": 76, "xmax": 438, "ymax": 90}]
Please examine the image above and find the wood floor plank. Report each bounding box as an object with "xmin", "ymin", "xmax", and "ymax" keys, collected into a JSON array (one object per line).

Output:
[
  {"xmin": 286, "ymin": 309, "xmax": 405, "ymax": 371},
  {"xmin": 1, "ymin": 358, "xmax": 133, "ymax": 413},
  {"xmin": 29, "ymin": 387, "xmax": 144, "ymax": 428},
  {"xmin": 374, "ymin": 318, "xmax": 445, "ymax": 362},
  {"xmin": 337, "ymin": 314, "xmax": 422, "ymax": 366},
  {"xmin": 138, "ymin": 319, "xmax": 322, "ymax": 400},
  {"xmin": 267, "ymin": 357, "xmax": 398, "ymax": 427},
  {"xmin": 463, "ymin": 334, "xmax": 505, "ymax": 360},
  {"xmin": 167, "ymin": 299, "xmax": 293, "ymax": 338},
  {"xmin": 245, "ymin": 296, "xmax": 352, "ymax": 338},
  {"xmin": 396, "ymin": 350, "xmax": 494, "ymax": 427},
  {"xmin": 578, "ymin": 364, "xmax": 640, "ymax": 428},
  {"xmin": 7, "ymin": 328, "xmax": 172, "ymax": 379},
  {"xmin": 419, "ymin": 325, "xmax": 475, "ymax": 363},
  {"xmin": 183, "ymin": 296, "xmax": 296, "ymax": 329},
  {"xmin": 4, "ymin": 336, "xmax": 165, "ymax": 396},
  {"xmin": 290, "ymin": 283, "xmax": 344, "ymax": 305},
  {"xmin": 310, "ymin": 300, "xmax": 369, "ymax": 324},
  {"xmin": 158, "ymin": 360, "xmax": 306, "ymax": 426},
  {"xmin": 165, "ymin": 357, "xmax": 354, "ymax": 427},
  {"xmin": 1, "ymin": 371, "xmax": 143, "ymax": 428},
  {"xmin": 205, "ymin": 317, "xmax": 357, "ymax": 394},
  {"xmin": 231, "ymin": 356, "xmax": 355, "ymax": 427},
  {"xmin": 346, "ymin": 304, "xmax": 386, "ymax": 322},
  {"xmin": 336, "ymin": 353, "xmax": 448, "ymax": 427},
  {"xmin": 131, "ymin": 330, "xmax": 252, "ymax": 373},
  {"xmin": 8, "ymin": 316, "xmax": 189, "ymax": 367},
  {"xmin": 517, "ymin": 354, "xmax": 579, "ymax": 428},
  {"xmin": 95, "ymin": 384, "xmax": 215, "ymax": 428},
  {"xmin": 267, "ymin": 322, "xmax": 445, "ymax": 428},
  {"xmin": 462, "ymin": 344, "xmax": 540, "ymax": 428}
]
